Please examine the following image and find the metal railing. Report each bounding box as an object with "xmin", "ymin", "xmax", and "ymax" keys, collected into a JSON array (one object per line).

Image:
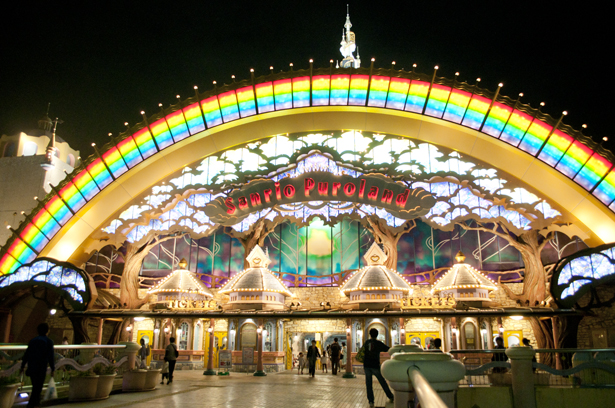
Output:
[
  {"xmin": 407, "ymin": 366, "xmax": 448, "ymax": 408},
  {"xmin": 449, "ymin": 348, "xmax": 615, "ymax": 387}
]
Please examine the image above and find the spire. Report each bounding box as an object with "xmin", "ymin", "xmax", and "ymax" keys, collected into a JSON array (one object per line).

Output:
[
  {"xmin": 339, "ymin": 6, "xmax": 360, "ymax": 69},
  {"xmin": 37, "ymin": 103, "xmax": 53, "ymax": 132}
]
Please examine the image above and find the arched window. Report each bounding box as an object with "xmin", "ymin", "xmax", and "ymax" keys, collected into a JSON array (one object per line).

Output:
[
  {"xmin": 368, "ymin": 322, "xmax": 386, "ymax": 343},
  {"xmin": 264, "ymin": 322, "xmax": 275, "ymax": 352},
  {"xmin": 67, "ymin": 154, "xmax": 75, "ymax": 166},
  {"xmin": 462, "ymin": 321, "xmax": 477, "ymax": 350},
  {"xmin": 179, "ymin": 321, "xmax": 189, "ymax": 350},
  {"xmin": 22, "ymin": 141, "xmax": 38, "ymax": 156},
  {"xmin": 3, "ymin": 142, "xmax": 16, "ymax": 157},
  {"xmin": 193, "ymin": 322, "xmax": 202, "ymax": 351}
]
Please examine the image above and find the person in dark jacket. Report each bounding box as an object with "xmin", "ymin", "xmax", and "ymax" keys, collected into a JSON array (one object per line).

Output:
[
  {"xmin": 329, "ymin": 337, "xmax": 341, "ymax": 375},
  {"xmin": 363, "ymin": 328, "xmax": 394, "ymax": 408},
  {"xmin": 306, "ymin": 340, "xmax": 321, "ymax": 378},
  {"xmin": 164, "ymin": 337, "xmax": 179, "ymax": 384},
  {"xmin": 491, "ymin": 336, "xmax": 508, "ymax": 373},
  {"xmin": 20, "ymin": 323, "xmax": 55, "ymax": 408}
]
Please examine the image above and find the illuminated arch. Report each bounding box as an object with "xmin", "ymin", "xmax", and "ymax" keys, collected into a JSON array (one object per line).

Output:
[{"xmin": 2, "ymin": 67, "xmax": 615, "ymax": 275}]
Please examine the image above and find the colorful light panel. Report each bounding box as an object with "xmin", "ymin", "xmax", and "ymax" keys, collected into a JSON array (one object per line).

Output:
[
  {"xmin": 165, "ymin": 110, "xmax": 190, "ymax": 142},
  {"xmin": 405, "ymin": 81, "xmax": 429, "ymax": 113},
  {"xmin": 255, "ymin": 82, "xmax": 275, "ymax": 113},
  {"xmin": 201, "ymin": 96, "xmax": 223, "ymax": 128},
  {"xmin": 150, "ymin": 118, "xmax": 173, "ymax": 150},
  {"xmin": 518, "ymin": 120, "xmax": 552, "ymax": 155},
  {"xmin": 556, "ymin": 140, "xmax": 592, "ymax": 178},
  {"xmin": 274, "ymin": 79, "xmax": 293, "ymax": 110},
  {"xmin": 330, "ymin": 75, "xmax": 350, "ymax": 105},
  {"xmin": 236, "ymin": 86, "xmax": 257, "ymax": 118},
  {"xmin": 183, "ymin": 102, "xmax": 205, "ymax": 135},
  {"xmin": 424, "ymin": 84, "xmax": 451, "ymax": 118},
  {"xmin": 312, "ymin": 76, "xmax": 330, "ymax": 106},
  {"xmin": 292, "ymin": 77, "xmax": 310, "ymax": 108},
  {"xmin": 500, "ymin": 110, "xmax": 532, "ymax": 146},
  {"xmin": 482, "ymin": 102, "xmax": 512, "ymax": 137},
  {"xmin": 348, "ymin": 75, "xmax": 369, "ymax": 105},
  {"xmin": 442, "ymin": 89, "xmax": 471, "ymax": 123},
  {"xmin": 218, "ymin": 91, "xmax": 240, "ymax": 122},
  {"xmin": 367, "ymin": 76, "xmax": 390, "ymax": 108}
]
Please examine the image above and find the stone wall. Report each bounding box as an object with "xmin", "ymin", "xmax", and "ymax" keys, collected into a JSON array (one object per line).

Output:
[{"xmin": 577, "ymin": 285, "xmax": 615, "ymax": 348}]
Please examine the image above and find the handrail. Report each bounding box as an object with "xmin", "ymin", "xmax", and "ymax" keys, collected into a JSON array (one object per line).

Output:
[
  {"xmin": 450, "ymin": 348, "xmax": 615, "ymax": 354},
  {"xmin": 0, "ymin": 344, "xmax": 126, "ymax": 351},
  {"xmin": 407, "ymin": 366, "xmax": 448, "ymax": 408}
]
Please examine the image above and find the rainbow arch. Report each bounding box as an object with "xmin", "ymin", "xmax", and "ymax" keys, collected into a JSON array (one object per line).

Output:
[{"xmin": 2, "ymin": 65, "xmax": 615, "ymax": 275}]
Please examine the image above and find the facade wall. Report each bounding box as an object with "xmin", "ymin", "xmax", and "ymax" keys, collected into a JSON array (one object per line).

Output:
[{"xmin": 577, "ymin": 285, "xmax": 615, "ymax": 348}]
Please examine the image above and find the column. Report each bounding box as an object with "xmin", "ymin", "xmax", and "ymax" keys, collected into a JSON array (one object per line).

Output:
[
  {"xmin": 3, "ymin": 311, "xmax": 12, "ymax": 343},
  {"xmin": 399, "ymin": 318, "xmax": 406, "ymax": 345},
  {"xmin": 506, "ymin": 346, "xmax": 537, "ymax": 408},
  {"xmin": 97, "ymin": 318, "xmax": 104, "ymax": 345},
  {"xmin": 343, "ymin": 318, "xmax": 356, "ymax": 378},
  {"xmin": 203, "ymin": 318, "xmax": 216, "ymax": 375},
  {"xmin": 254, "ymin": 318, "xmax": 266, "ymax": 376},
  {"xmin": 551, "ymin": 317, "xmax": 562, "ymax": 370}
]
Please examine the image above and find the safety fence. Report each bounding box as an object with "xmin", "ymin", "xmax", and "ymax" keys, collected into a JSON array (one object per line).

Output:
[{"xmin": 449, "ymin": 348, "xmax": 615, "ymax": 387}]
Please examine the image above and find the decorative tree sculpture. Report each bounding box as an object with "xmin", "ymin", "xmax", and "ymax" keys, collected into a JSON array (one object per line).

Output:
[
  {"xmin": 119, "ymin": 231, "xmax": 180, "ymax": 309},
  {"xmin": 226, "ymin": 215, "xmax": 280, "ymax": 269},
  {"xmin": 362, "ymin": 215, "xmax": 416, "ymax": 270}
]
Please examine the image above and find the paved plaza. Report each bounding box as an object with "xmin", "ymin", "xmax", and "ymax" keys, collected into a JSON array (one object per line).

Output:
[{"xmin": 48, "ymin": 370, "xmax": 394, "ymax": 408}]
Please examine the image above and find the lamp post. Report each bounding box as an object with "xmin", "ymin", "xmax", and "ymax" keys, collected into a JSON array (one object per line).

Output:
[
  {"xmin": 343, "ymin": 318, "xmax": 355, "ymax": 378},
  {"xmin": 203, "ymin": 319, "xmax": 216, "ymax": 375},
  {"xmin": 254, "ymin": 320, "xmax": 266, "ymax": 376}
]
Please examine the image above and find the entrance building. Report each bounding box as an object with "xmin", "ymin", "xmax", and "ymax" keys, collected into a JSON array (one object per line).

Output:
[{"xmin": 3, "ymin": 11, "xmax": 615, "ymax": 371}]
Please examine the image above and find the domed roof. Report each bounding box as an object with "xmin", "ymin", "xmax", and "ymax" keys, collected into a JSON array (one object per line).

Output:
[
  {"xmin": 340, "ymin": 243, "xmax": 411, "ymax": 294},
  {"xmin": 219, "ymin": 246, "xmax": 292, "ymax": 297},
  {"xmin": 432, "ymin": 253, "xmax": 497, "ymax": 293},
  {"xmin": 147, "ymin": 260, "xmax": 213, "ymax": 298}
]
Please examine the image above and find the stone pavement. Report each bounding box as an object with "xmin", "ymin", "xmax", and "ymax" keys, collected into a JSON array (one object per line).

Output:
[{"xmin": 50, "ymin": 370, "xmax": 395, "ymax": 408}]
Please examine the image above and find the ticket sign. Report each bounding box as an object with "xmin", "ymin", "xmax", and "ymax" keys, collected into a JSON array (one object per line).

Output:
[
  {"xmin": 242, "ymin": 347, "xmax": 254, "ymax": 364},
  {"xmin": 219, "ymin": 350, "xmax": 232, "ymax": 368}
]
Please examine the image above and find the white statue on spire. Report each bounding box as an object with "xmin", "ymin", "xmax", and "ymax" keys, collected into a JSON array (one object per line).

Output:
[{"xmin": 339, "ymin": 5, "xmax": 361, "ymax": 69}]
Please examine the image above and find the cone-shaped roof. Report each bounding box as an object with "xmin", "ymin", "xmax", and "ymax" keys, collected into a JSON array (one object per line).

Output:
[
  {"xmin": 432, "ymin": 261, "xmax": 497, "ymax": 293},
  {"xmin": 219, "ymin": 246, "xmax": 292, "ymax": 296},
  {"xmin": 340, "ymin": 243, "xmax": 411, "ymax": 294},
  {"xmin": 147, "ymin": 264, "xmax": 213, "ymax": 297}
]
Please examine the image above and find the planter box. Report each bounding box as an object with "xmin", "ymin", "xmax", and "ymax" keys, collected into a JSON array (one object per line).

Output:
[
  {"xmin": 69, "ymin": 376, "xmax": 100, "ymax": 402},
  {"xmin": 95, "ymin": 374, "xmax": 117, "ymax": 400},
  {"xmin": 122, "ymin": 370, "xmax": 147, "ymax": 392},
  {"xmin": 144, "ymin": 369, "xmax": 161, "ymax": 390},
  {"xmin": 0, "ymin": 384, "xmax": 20, "ymax": 408}
]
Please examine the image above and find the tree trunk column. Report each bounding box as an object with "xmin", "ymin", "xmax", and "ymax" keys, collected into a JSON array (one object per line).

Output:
[
  {"xmin": 203, "ymin": 318, "xmax": 216, "ymax": 375},
  {"xmin": 254, "ymin": 319, "xmax": 266, "ymax": 376},
  {"xmin": 343, "ymin": 318, "xmax": 356, "ymax": 378}
]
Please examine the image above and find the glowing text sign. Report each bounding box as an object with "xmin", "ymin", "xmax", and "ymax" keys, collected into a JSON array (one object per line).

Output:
[{"xmin": 205, "ymin": 171, "xmax": 436, "ymax": 225}]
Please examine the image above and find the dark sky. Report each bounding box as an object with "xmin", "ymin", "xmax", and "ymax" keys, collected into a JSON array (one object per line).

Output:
[{"xmin": 2, "ymin": 1, "xmax": 613, "ymax": 155}]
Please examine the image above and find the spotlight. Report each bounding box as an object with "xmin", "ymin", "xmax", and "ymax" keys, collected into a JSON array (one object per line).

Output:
[{"xmin": 49, "ymin": 309, "xmax": 57, "ymax": 315}]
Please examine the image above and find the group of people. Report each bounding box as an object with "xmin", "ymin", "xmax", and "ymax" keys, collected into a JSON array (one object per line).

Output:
[
  {"xmin": 295, "ymin": 330, "xmax": 394, "ymax": 408},
  {"xmin": 296, "ymin": 337, "xmax": 347, "ymax": 377}
]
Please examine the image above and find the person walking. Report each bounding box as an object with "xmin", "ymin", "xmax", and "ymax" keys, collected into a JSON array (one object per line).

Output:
[
  {"xmin": 321, "ymin": 347, "xmax": 329, "ymax": 373},
  {"xmin": 139, "ymin": 338, "xmax": 150, "ymax": 368},
  {"xmin": 297, "ymin": 352, "xmax": 306, "ymax": 374},
  {"xmin": 20, "ymin": 323, "xmax": 55, "ymax": 408},
  {"xmin": 306, "ymin": 340, "xmax": 321, "ymax": 377},
  {"xmin": 341, "ymin": 342, "xmax": 347, "ymax": 367},
  {"xmin": 491, "ymin": 336, "xmax": 508, "ymax": 373},
  {"xmin": 164, "ymin": 337, "xmax": 179, "ymax": 384},
  {"xmin": 362, "ymin": 328, "xmax": 394, "ymax": 408},
  {"xmin": 329, "ymin": 337, "xmax": 341, "ymax": 375}
]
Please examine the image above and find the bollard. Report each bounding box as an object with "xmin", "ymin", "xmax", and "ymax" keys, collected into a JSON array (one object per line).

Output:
[
  {"xmin": 117, "ymin": 341, "xmax": 141, "ymax": 370},
  {"xmin": 506, "ymin": 346, "xmax": 536, "ymax": 408},
  {"xmin": 381, "ymin": 351, "xmax": 465, "ymax": 408}
]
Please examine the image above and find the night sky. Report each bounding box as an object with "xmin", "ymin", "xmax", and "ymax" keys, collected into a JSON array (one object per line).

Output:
[{"xmin": 2, "ymin": 1, "xmax": 613, "ymax": 156}]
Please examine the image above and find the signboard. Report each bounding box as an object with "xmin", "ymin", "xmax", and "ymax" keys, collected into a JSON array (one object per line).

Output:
[
  {"xmin": 164, "ymin": 299, "xmax": 217, "ymax": 309},
  {"xmin": 204, "ymin": 171, "xmax": 436, "ymax": 225},
  {"xmin": 219, "ymin": 350, "xmax": 232, "ymax": 368},
  {"xmin": 242, "ymin": 347, "xmax": 254, "ymax": 364},
  {"xmin": 401, "ymin": 295, "xmax": 456, "ymax": 309}
]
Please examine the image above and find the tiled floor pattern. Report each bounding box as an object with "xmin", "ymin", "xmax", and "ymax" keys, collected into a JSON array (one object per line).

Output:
[{"xmin": 51, "ymin": 370, "xmax": 393, "ymax": 408}]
